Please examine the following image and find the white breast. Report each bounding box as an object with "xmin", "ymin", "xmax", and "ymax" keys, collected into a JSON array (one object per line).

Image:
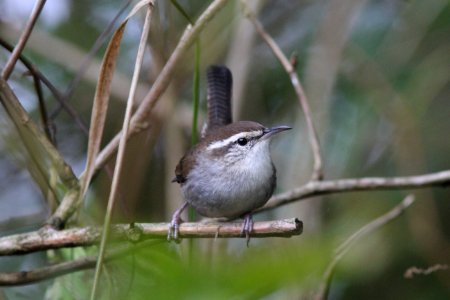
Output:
[{"xmin": 182, "ymin": 139, "xmax": 275, "ymax": 218}]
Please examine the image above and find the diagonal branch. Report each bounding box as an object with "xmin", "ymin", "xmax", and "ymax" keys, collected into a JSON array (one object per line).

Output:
[
  {"xmin": 0, "ymin": 37, "xmax": 53, "ymax": 142},
  {"xmin": 241, "ymin": 0, "xmax": 324, "ymax": 181},
  {"xmin": 0, "ymin": 37, "xmax": 89, "ymax": 135},
  {"xmin": 315, "ymin": 195, "xmax": 416, "ymax": 300},
  {"xmin": 51, "ymin": 0, "xmax": 132, "ymax": 118},
  {"xmin": 259, "ymin": 169, "xmax": 450, "ymax": 212},
  {"xmin": 2, "ymin": 0, "xmax": 47, "ymax": 80},
  {"xmin": 0, "ymin": 218, "xmax": 303, "ymax": 256},
  {"xmin": 0, "ymin": 77, "xmax": 79, "ymax": 207}
]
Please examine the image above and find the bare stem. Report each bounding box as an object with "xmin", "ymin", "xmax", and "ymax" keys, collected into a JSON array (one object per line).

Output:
[
  {"xmin": 1, "ymin": 0, "xmax": 47, "ymax": 80},
  {"xmin": 315, "ymin": 195, "xmax": 416, "ymax": 300},
  {"xmin": 90, "ymin": 3, "xmax": 154, "ymax": 300},
  {"xmin": 0, "ymin": 218, "xmax": 303, "ymax": 256},
  {"xmin": 241, "ymin": 0, "xmax": 323, "ymax": 181}
]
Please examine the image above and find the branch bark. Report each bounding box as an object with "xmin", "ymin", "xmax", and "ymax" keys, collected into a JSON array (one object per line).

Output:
[
  {"xmin": 259, "ymin": 169, "xmax": 450, "ymax": 212},
  {"xmin": 0, "ymin": 218, "xmax": 303, "ymax": 256}
]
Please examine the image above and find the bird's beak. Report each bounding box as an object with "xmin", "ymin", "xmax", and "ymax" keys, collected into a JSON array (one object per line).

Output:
[{"xmin": 262, "ymin": 125, "xmax": 292, "ymax": 139}]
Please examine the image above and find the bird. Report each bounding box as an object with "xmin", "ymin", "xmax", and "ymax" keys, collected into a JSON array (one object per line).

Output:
[{"xmin": 168, "ymin": 65, "xmax": 291, "ymax": 244}]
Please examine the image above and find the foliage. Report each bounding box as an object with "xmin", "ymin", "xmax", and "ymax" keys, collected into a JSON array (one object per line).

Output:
[{"xmin": 0, "ymin": 0, "xmax": 449, "ymax": 299}]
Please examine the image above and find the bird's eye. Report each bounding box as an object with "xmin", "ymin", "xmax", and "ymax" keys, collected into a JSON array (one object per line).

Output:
[{"xmin": 237, "ymin": 137, "xmax": 248, "ymax": 146}]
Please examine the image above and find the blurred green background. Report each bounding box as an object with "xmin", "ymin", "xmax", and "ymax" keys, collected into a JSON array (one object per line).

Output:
[{"xmin": 0, "ymin": 0, "xmax": 449, "ymax": 299}]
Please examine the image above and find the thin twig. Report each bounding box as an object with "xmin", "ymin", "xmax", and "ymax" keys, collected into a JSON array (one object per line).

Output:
[
  {"xmin": 1, "ymin": 39, "xmax": 54, "ymax": 143},
  {"xmin": 259, "ymin": 169, "xmax": 450, "ymax": 213},
  {"xmin": 32, "ymin": 69, "xmax": 54, "ymax": 143},
  {"xmin": 0, "ymin": 218, "xmax": 303, "ymax": 256},
  {"xmin": 0, "ymin": 240, "xmax": 164, "ymax": 286},
  {"xmin": 315, "ymin": 195, "xmax": 416, "ymax": 300},
  {"xmin": 90, "ymin": 3, "xmax": 154, "ymax": 299},
  {"xmin": 241, "ymin": 0, "xmax": 323, "ymax": 181},
  {"xmin": 1, "ymin": 0, "xmax": 47, "ymax": 80},
  {"xmin": 404, "ymin": 264, "xmax": 449, "ymax": 279},
  {"xmin": 0, "ymin": 37, "xmax": 88, "ymax": 135}
]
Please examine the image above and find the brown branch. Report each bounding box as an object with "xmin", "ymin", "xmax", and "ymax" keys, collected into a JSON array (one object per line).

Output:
[
  {"xmin": 0, "ymin": 218, "xmax": 302, "ymax": 256},
  {"xmin": 315, "ymin": 195, "xmax": 416, "ymax": 300},
  {"xmin": 32, "ymin": 66, "xmax": 54, "ymax": 143},
  {"xmin": 259, "ymin": 169, "xmax": 450, "ymax": 213},
  {"xmin": 1, "ymin": 0, "xmax": 47, "ymax": 80},
  {"xmin": 241, "ymin": 1, "xmax": 323, "ymax": 181},
  {"xmin": 0, "ymin": 240, "xmax": 164, "ymax": 286}
]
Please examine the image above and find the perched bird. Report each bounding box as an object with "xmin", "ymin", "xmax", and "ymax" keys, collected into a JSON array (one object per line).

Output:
[{"xmin": 168, "ymin": 65, "xmax": 291, "ymax": 243}]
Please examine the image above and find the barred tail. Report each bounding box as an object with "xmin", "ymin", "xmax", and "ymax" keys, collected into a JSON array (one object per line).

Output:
[{"xmin": 206, "ymin": 65, "xmax": 233, "ymax": 132}]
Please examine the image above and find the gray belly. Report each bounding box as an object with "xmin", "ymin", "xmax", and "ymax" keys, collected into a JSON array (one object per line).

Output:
[{"xmin": 181, "ymin": 162, "xmax": 276, "ymax": 218}]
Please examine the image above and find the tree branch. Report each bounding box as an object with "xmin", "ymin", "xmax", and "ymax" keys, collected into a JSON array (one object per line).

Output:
[
  {"xmin": 0, "ymin": 240, "xmax": 164, "ymax": 286},
  {"xmin": 0, "ymin": 218, "xmax": 303, "ymax": 256},
  {"xmin": 259, "ymin": 170, "xmax": 450, "ymax": 212}
]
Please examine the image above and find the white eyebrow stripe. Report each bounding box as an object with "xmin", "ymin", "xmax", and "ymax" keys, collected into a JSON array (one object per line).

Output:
[{"xmin": 206, "ymin": 130, "xmax": 262, "ymax": 150}]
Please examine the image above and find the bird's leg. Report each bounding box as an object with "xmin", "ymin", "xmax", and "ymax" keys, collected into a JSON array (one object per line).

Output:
[
  {"xmin": 241, "ymin": 213, "xmax": 254, "ymax": 246},
  {"xmin": 168, "ymin": 202, "xmax": 189, "ymax": 242}
]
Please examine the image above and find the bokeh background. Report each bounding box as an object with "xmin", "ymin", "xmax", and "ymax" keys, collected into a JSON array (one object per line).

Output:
[{"xmin": 0, "ymin": 0, "xmax": 449, "ymax": 299}]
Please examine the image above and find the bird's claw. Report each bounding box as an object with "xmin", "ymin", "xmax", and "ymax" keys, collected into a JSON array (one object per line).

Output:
[
  {"xmin": 240, "ymin": 214, "xmax": 254, "ymax": 247},
  {"xmin": 167, "ymin": 202, "xmax": 188, "ymax": 243},
  {"xmin": 167, "ymin": 217, "xmax": 182, "ymax": 243}
]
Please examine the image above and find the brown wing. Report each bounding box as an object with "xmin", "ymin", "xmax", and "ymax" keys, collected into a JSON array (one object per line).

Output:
[
  {"xmin": 172, "ymin": 156, "xmax": 187, "ymax": 184},
  {"xmin": 172, "ymin": 146, "xmax": 199, "ymax": 184}
]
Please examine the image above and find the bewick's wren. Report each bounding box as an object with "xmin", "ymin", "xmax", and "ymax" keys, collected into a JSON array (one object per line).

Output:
[{"xmin": 168, "ymin": 65, "xmax": 291, "ymax": 243}]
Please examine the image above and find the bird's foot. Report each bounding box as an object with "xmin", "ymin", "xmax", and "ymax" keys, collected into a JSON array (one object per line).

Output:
[
  {"xmin": 167, "ymin": 202, "xmax": 188, "ymax": 242},
  {"xmin": 240, "ymin": 213, "xmax": 254, "ymax": 247},
  {"xmin": 167, "ymin": 216, "xmax": 183, "ymax": 242}
]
